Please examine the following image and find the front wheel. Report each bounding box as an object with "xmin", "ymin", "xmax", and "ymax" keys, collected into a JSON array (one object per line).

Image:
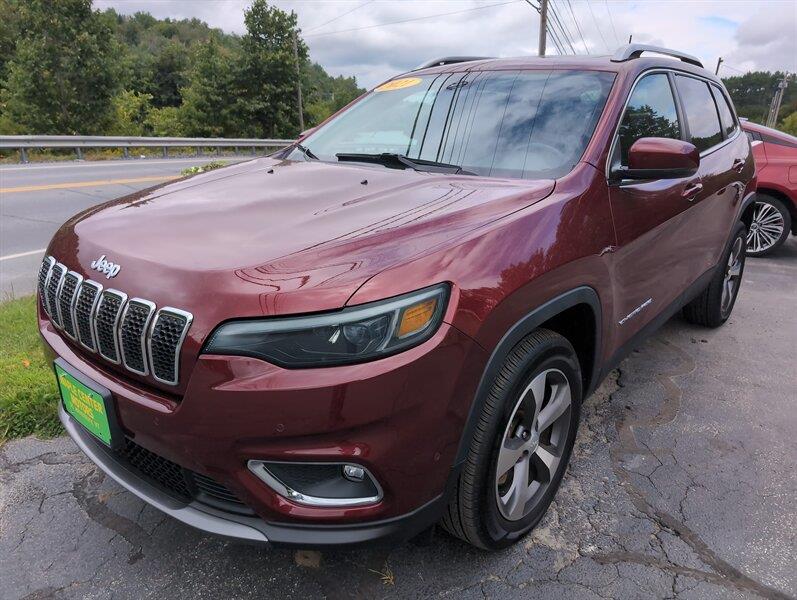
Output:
[{"xmin": 440, "ymin": 329, "xmax": 581, "ymax": 550}]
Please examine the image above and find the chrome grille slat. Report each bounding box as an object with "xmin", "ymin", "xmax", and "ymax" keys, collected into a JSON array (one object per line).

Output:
[
  {"xmin": 57, "ymin": 271, "xmax": 83, "ymax": 340},
  {"xmin": 119, "ymin": 299, "xmax": 156, "ymax": 376},
  {"xmin": 74, "ymin": 280, "xmax": 102, "ymax": 351},
  {"xmin": 38, "ymin": 256, "xmax": 191, "ymax": 386},
  {"xmin": 46, "ymin": 263, "xmax": 67, "ymax": 327},
  {"xmin": 148, "ymin": 308, "xmax": 193, "ymax": 386},
  {"xmin": 38, "ymin": 256, "xmax": 55, "ymax": 315},
  {"xmin": 94, "ymin": 289, "xmax": 128, "ymax": 364}
]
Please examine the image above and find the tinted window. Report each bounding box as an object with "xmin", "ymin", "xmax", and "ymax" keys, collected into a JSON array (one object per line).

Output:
[
  {"xmin": 675, "ymin": 75, "xmax": 723, "ymax": 151},
  {"xmin": 301, "ymin": 70, "xmax": 615, "ymax": 180},
  {"xmin": 710, "ymin": 85, "xmax": 736, "ymax": 137},
  {"xmin": 617, "ymin": 74, "xmax": 681, "ymax": 165}
]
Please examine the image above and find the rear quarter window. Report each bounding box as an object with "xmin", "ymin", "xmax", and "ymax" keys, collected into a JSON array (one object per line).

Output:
[
  {"xmin": 674, "ymin": 75, "xmax": 723, "ymax": 152},
  {"xmin": 710, "ymin": 85, "xmax": 737, "ymax": 138}
]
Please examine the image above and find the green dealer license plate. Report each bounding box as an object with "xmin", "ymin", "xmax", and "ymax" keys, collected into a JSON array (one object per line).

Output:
[{"xmin": 56, "ymin": 361, "xmax": 116, "ymax": 447}]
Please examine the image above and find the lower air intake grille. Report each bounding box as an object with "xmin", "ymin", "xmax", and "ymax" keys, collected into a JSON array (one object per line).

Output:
[
  {"xmin": 119, "ymin": 438, "xmax": 192, "ymax": 501},
  {"xmin": 95, "ymin": 290, "xmax": 127, "ymax": 363},
  {"xmin": 193, "ymin": 472, "xmax": 247, "ymax": 507},
  {"xmin": 150, "ymin": 309, "xmax": 193, "ymax": 385}
]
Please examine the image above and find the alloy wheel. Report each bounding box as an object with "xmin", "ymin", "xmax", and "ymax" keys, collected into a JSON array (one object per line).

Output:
[
  {"xmin": 721, "ymin": 236, "xmax": 744, "ymax": 318},
  {"xmin": 747, "ymin": 201, "xmax": 785, "ymax": 254},
  {"xmin": 495, "ymin": 368, "xmax": 572, "ymax": 521}
]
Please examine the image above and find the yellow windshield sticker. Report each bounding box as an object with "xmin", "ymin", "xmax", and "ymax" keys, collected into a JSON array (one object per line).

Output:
[{"xmin": 375, "ymin": 77, "xmax": 422, "ymax": 92}]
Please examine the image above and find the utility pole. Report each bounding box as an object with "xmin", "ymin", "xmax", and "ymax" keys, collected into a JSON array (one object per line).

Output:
[
  {"xmin": 628, "ymin": 34, "xmax": 632, "ymax": 44},
  {"xmin": 538, "ymin": 0, "xmax": 548, "ymax": 57},
  {"xmin": 292, "ymin": 31, "xmax": 305, "ymax": 133},
  {"xmin": 715, "ymin": 57, "xmax": 723, "ymax": 75},
  {"xmin": 766, "ymin": 74, "xmax": 790, "ymax": 128}
]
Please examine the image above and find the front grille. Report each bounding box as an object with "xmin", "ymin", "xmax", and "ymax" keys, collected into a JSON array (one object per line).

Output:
[
  {"xmin": 38, "ymin": 255, "xmax": 192, "ymax": 386},
  {"xmin": 46, "ymin": 263, "xmax": 66, "ymax": 326},
  {"xmin": 150, "ymin": 309, "xmax": 193, "ymax": 385},
  {"xmin": 75, "ymin": 281, "xmax": 102, "ymax": 351},
  {"xmin": 95, "ymin": 290, "xmax": 127, "ymax": 364},
  {"xmin": 58, "ymin": 272, "xmax": 82, "ymax": 339},
  {"xmin": 38, "ymin": 256, "xmax": 55, "ymax": 315},
  {"xmin": 116, "ymin": 438, "xmax": 248, "ymax": 512},
  {"xmin": 119, "ymin": 300, "xmax": 155, "ymax": 375}
]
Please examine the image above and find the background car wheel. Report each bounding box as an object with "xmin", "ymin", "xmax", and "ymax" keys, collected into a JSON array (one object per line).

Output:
[
  {"xmin": 746, "ymin": 194, "xmax": 791, "ymax": 257},
  {"xmin": 683, "ymin": 222, "xmax": 747, "ymax": 328},
  {"xmin": 440, "ymin": 329, "xmax": 581, "ymax": 550}
]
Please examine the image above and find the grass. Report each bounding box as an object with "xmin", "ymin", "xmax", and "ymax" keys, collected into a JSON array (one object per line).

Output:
[
  {"xmin": 180, "ymin": 160, "xmax": 229, "ymax": 176},
  {"xmin": 0, "ymin": 296, "xmax": 62, "ymax": 442}
]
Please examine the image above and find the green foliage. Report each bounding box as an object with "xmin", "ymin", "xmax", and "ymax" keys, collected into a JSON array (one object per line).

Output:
[
  {"xmin": 723, "ymin": 71, "xmax": 797, "ymax": 127},
  {"xmin": 0, "ymin": 296, "xmax": 61, "ymax": 441},
  {"xmin": 781, "ymin": 112, "xmax": 797, "ymax": 137},
  {"xmin": 108, "ymin": 90, "xmax": 153, "ymax": 136},
  {"xmin": 181, "ymin": 160, "xmax": 228, "ymax": 176},
  {"xmin": 0, "ymin": 0, "xmax": 121, "ymax": 134},
  {"xmin": 0, "ymin": 0, "xmax": 364, "ymax": 139}
]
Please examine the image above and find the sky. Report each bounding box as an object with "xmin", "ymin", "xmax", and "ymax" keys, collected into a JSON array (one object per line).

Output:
[{"xmin": 96, "ymin": 0, "xmax": 797, "ymax": 89}]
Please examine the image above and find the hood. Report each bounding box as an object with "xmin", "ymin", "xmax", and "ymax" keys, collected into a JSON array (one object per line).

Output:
[{"xmin": 50, "ymin": 157, "xmax": 554, "ymax": 323}]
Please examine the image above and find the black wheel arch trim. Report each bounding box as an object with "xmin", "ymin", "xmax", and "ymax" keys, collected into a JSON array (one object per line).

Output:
[{"xmin": 451, "ymin": 286, "xmax": 602, "ymax": 468}]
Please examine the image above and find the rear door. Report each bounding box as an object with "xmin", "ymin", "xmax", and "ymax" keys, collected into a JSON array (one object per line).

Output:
[{"xmin": 607, "ymin": 71, "xmax": 700, "ymax": 345}]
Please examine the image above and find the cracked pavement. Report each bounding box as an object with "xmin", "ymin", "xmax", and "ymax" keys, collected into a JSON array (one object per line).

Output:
[{"xmin": 1, "ymin": 239, "xmax": 795, "ymax": 600}]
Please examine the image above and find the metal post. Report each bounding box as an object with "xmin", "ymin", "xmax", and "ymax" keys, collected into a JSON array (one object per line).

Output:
[
  {"xmin": 20, "ymin": 147, "xmax": 28, "ymax": 163},
  {"xmin": 538, "ymin": 0, "xmax": 549, "ymax": 57},
  {"xmin": 75, "ymin": 147, "xmax": 83, "ymax": 160},
  {"xmin": 196, "ymin": 146, "xmax": 202, "ymax": 157},
  {"xmin": 292, "ymin": 31, "xmax": 305, "ymax": 133},
  {"xmin": 123, "ymin": 147, "xmax": 129, "ymax": 159},
  {"xmin": 162, "ymin": 146, "xmax": 167, "ymax": 158},
  {"xmin": 251, "ymin": 146, "xmax": 256, "ymax": 155},
  {"xmin": 215, "ymin": 146, "xmax": 221, "ymax": 156},
  {"xmin": 234, "ymin": 146, "xmax": 239, "ymax": 155}
]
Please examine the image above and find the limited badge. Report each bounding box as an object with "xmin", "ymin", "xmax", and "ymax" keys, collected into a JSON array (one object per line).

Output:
[{"xmin": 375, "ymin": 77, "xmax": 422, "ymax": 92}]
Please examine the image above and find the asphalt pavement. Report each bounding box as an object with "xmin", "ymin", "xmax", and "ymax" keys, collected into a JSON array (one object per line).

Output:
[
  {"xmin": 1, "ymin": 238, "xmax": 795, "ymax": 600},
  {"xmin": 0, "ymin": 157, "xmax": 249, "ymax": 299}
]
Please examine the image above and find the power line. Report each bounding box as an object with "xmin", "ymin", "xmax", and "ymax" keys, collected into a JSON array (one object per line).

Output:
[
  {"xmin": 566, "ymin": 0, "xmax": 589, "ymax": 54},
  {"xmin": 304, "ymin": 0, "xmax": 522, "ymax": 38},
  {"xmin": 549, "ymin": 1, "xmax": 577, "ymax": 54},
  {"xmin": 585, "ymin": 0, "xmax": 610, "ymax": 53},
  {"xmin": 304, "ymin": 0, "xmax": 375, "ymax": 34},
  {"xmin": 604, "ymin": 0, "xmax": 620, "ymax": 47}
]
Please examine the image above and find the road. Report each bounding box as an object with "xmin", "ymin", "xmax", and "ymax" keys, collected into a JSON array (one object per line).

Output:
[
  {"xmin": 0, "ymin": 157, "xmax": 248, "ymax": 299},
  {"xmin": 1, "ymin": 238, "xmax": 795, "ymax": 599}
]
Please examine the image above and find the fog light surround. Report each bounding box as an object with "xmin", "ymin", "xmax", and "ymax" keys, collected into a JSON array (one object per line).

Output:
[{"xmin": 247, "ymin": 460, "xmax": 383, "ymax": 507}]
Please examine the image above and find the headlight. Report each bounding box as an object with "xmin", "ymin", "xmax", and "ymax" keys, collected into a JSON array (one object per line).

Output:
[{"xmin": 203, "ymin": 283, "xmax": 450, "ymax": 367}]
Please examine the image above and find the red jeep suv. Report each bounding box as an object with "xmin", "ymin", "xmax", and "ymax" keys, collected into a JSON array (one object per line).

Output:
[{"xmin": 39, "ymin": 45, "xmax": 756, "ymax": 550}]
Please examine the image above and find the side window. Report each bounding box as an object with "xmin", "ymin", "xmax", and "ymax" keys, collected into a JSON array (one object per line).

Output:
[
  {"xmin": 675, "ymin": 75, "xmax": 723, "ymax": 152},
  {"xmin": 617, "ymin": 74, "xmax": 681, "ymax": 166},
  {"xmin": 710, "ymin": 85, "xmax": 737, "ymax": 138}
]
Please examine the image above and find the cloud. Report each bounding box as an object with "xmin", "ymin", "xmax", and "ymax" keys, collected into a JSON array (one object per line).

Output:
[{"xmin": 96, "ymin": 0, "xmax": 797, "ymax": 87}]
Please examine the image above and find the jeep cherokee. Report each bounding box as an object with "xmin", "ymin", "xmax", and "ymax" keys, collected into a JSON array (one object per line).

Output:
[{"xmin": 39, "ymin": 44, "xmax": 756, "ymax": 550}]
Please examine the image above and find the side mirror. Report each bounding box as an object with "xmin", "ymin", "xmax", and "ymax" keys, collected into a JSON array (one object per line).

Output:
[{"xmin": 611, "ymin": 137, "xmax": 699, "ymax": 181}]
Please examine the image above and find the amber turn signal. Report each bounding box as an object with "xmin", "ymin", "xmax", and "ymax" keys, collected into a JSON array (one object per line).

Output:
[{"xmin": 397, "ymin": 298, "xmax": 437, "ymax": 338}]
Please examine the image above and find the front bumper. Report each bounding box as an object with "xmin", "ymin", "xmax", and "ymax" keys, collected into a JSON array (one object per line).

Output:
[{"xmin": 42, "ymin": 311, "xmax": 487, "ymax": 546}]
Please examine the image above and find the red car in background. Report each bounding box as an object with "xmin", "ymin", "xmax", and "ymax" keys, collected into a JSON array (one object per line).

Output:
[{"xmin": 741, "ymin": 120, "xmax": 797, "ymax": 256}]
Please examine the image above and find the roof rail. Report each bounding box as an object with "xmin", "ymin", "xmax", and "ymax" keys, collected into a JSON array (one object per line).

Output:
[
  {"xmin": 611, "ymin": 44, "xmax": 703, "ymax": 68},
  {"xmin": 412, "ymin": 56, "xmax": 493, "ymax": 71}
]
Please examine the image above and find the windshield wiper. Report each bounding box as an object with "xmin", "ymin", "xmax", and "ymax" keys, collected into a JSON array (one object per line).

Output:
[
  {"xmin": 295, "ymin": 142, "xmax": 319, "ymax": 161},
  {"xmin": 335, "ymin": 152, "xmax": 474, "ymax": 175}
]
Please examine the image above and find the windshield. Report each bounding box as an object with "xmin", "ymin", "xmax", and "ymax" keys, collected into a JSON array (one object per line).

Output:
[{"xmin": 296, "ymin": 70, "xmax": 614, "ymax": 180}]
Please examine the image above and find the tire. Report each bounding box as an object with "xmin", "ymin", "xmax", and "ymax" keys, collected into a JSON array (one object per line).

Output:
[
  {"xmin": 441, "ymin": 329, "xmax": 582, "ymax": 550},
  {"xmin": 746, "ymin": 194, "xmax": 791, "ymax": 257},
  {"xmin": 683, "ymin": 222, "xmax": 747, "ymax": 328}
]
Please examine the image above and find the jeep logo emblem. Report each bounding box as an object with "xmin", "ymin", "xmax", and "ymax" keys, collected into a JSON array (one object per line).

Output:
[{"xmin": 90, "ymin": 254, "xmax": 121, "ymax": 279}]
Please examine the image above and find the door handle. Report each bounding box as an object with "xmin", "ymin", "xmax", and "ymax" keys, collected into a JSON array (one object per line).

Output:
[
  {"xmin": 682, "ymin": 182, "xmax": 703, "ymax": 202},
  {"xmin": 732, "ymin": 158, "xmax": 745, "ymax": 173}
]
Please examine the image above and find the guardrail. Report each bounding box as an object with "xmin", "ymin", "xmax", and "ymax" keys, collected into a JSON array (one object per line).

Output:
[{"xmin": 0, "ymin": 135, "xmax": 295, "ymax": 163}]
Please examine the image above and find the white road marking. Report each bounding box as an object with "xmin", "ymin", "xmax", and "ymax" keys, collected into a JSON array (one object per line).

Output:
[
  {"xmin": 0, "ymin": 248, "xmax": 46, "ymax": 261},
  {"xmin": 0, "ymin": 157, "xmax": 250, "ymax": 173}
]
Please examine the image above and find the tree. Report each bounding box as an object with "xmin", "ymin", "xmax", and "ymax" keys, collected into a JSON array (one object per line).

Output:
[
  {"xmin": 236, "ymin": 0, "xmax": 306, "ymax": 138},
  {"xmin": 781, "ymin": 112, "xmax": 797, "ymax": 137},
  {"xmin": 180, "ymin": 36, "xmax": 240, "ymax": 137},
  {"xmin": 107, "ymin": 90, "xmax": 153, "ymax": 136},
  {"xmin": 0, "ymin": 0, "xmax": 121, "ymax": 134},
  {"xmin": 723, "ymin": 71, "xmax": 797, "ymax": 125}
]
